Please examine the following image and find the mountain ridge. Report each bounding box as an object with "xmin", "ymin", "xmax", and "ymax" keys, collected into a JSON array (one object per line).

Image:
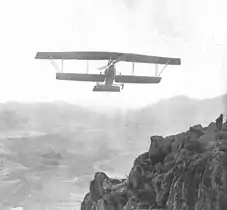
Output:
[{"xmin": 81, "ymin": 115, "xmax": 227, "ymax": 210}]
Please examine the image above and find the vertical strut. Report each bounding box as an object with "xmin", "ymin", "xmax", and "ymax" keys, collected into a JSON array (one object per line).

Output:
[
  {"xmin": 86, "ymin": 60, "xmax": 89, "ymax": 73},
  {"xmin": 61, "ymin": 59, "xmax": 63, "ymax": 73},
  {"xmin": 155, "ymin": 64, "xmax": 158, "ymax": 76},
  {"xmin": 132, "ymin": 61, "xmax": 135, "ymax": 75}
]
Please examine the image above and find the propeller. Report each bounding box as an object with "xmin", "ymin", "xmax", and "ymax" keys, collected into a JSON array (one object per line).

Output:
[
  {"xmin": 98, "ymin": 65, "xmax": 109, "ymax": 71},
  {"xmin": 97, "ymin": 55, "xmax": 125, "ymax": 71},
  {"xmin": 97, "ymin": 60, "xmax": 118, "ymax": 71}
]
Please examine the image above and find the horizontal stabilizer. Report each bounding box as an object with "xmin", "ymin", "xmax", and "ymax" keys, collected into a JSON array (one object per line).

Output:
[
  {"xmin": 115, "ymin": 75, "xmax": 161, "ymax": 84},
  {"xmin": 56, "ymin": 73, "xmax": 105, "ymax": 82},
  {"xmin": 93, "ymin": 85, "xmax": 121, "ymax": 92}
]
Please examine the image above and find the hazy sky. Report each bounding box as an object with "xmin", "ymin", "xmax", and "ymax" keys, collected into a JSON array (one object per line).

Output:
[{"xmin": 0, "ymin": 0, "xmax": 226, "ymax": 108}]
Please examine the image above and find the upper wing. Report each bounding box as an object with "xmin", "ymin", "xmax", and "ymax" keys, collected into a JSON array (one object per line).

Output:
[
  {"xmin": 35, "ymin": 51, "xmax": 181, "ymax": 65},
  {"xmin": 56, "ymin": 73, "xmax": 105, "ymax": 82}
]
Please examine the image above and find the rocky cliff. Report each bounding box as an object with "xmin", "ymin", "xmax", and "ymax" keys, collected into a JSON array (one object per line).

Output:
[{"xmin": 81, "ymin": 115, "xmax": 227, "ymax": 210}]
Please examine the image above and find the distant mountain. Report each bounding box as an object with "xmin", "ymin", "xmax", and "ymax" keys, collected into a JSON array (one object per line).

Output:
[
  {"xmin": 0, "ymin": 94, "xmax": 225, "ymax": 149},
  {"xmin": 0, "ymin": 101, "xmax": 114, "ymax": 133},
  {"xmin": 126, "ymin": 93, "xmax": 226, "ymax": 136}
]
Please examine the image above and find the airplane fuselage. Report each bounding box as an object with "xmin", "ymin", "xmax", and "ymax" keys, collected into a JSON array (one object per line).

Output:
[{"xmin": 104, "ymin": 65, "xmax": 116, "ymax": 86}]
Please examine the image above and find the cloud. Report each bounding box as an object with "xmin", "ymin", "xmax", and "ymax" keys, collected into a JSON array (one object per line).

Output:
[{"xmin": 70, "ymin": 0, "xmax": 209, "ymax": 55}]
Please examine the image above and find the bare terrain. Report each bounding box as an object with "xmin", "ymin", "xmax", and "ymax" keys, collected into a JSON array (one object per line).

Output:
[{"xmin": 0, "ymin": 94, "xmax": 225, "ymax": 209}]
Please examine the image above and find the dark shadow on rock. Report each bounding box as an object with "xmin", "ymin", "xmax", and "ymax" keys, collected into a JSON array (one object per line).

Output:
[{"xmin": 81, "ymin": 114, "xmax": 227, "ymax": 210}]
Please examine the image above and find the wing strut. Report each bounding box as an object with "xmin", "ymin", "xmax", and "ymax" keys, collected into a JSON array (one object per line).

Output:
[
  {"xmin": 49, "ymin": 56, "xmax": 64, "ymax": 73},
  {"xmin": 153, "ymin": 59, "xmax": 171, "ymax": 77},
  {"xmin": 61, "ymin": 59, "xmax": 64, "ymax": 72},
  {"xmin": 132, "ymin": 61, "xmax": 135, "ymax": 75},
  {"xmin": 155, "ymin": 64, "xmax": 158, "ymax": 76},
  {"xmin": 157, "ymin": 59, "xmax": 171, "ymax": 77},
  {"xmin": 86, "ymin": 60, "xmax": 89, "ymax": 73}
]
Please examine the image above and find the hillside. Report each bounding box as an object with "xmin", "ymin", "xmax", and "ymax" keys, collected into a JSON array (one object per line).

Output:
[
  {"xmin": 81, "ymin": 115, "xmax": 227, "ymax": 210},
  {"xmin": 0, "ymin": 94, "xmax": 225, "ymax": 209}
]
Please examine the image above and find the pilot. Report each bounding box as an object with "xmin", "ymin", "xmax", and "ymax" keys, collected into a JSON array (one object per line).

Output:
[{"xmin": 108, "ymin": 59, "xmax": 112, "ymax": 65}]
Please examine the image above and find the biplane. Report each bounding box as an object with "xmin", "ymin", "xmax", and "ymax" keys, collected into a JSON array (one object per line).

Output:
[{"xmin": 35, "ymin": 51, "xmax": 181, "ymax": 92}]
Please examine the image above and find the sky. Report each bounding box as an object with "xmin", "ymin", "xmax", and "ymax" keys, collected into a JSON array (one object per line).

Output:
[{"xmin": 0, "ymin": 0, "xmax": 226, "ymax": 108}]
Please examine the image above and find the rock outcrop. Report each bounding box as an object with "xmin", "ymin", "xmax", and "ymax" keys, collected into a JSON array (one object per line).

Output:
[{"xmin": 81, "ymin": 115, "xmax": 227, "ymax": 210}]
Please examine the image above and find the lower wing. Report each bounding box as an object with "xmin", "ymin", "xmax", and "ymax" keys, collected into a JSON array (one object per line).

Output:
[
  {"xmin": 115, "ymin": 75, "xmax": 161, "ymax": 83},
  {"xmin": 56, "ymin": 73, "xmax": 105, "ymax": 82}
]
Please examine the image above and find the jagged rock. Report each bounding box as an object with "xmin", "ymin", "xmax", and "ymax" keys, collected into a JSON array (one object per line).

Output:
[
  {"xmin": 205, "ymin": 122, "xmax": 219, "ymax": 134},
  {"xmin": 89, "ymin": 172, "xmax": 123, "ymax": 202},
  {"xmin": 81, "ymin": 114, "xmax": 227, "ymax": 210},
  {"xmin": 216, "ymin": 114, "xmax": 224, "ymax": 130},
  {"xmin": 222, "ymin": 121, "xmax": 227, "ymax": 131},
  {"xmin": 189, "ymin": 124, "xmax": 204, "ymax": 137},
  {"xmin": 103, "ymin": 191, "xmax": 127, "ymax": 210},
  {"xmin": 149, "ymin": 136, "xmax": 171, "ymax": 165},
  {"xmin": 197, "ymin": 133, "xmax": 217, "ymax": 150},
  {"xmin": 81, "ymin": 193, "xmax": 93, "ymax": 210}
]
